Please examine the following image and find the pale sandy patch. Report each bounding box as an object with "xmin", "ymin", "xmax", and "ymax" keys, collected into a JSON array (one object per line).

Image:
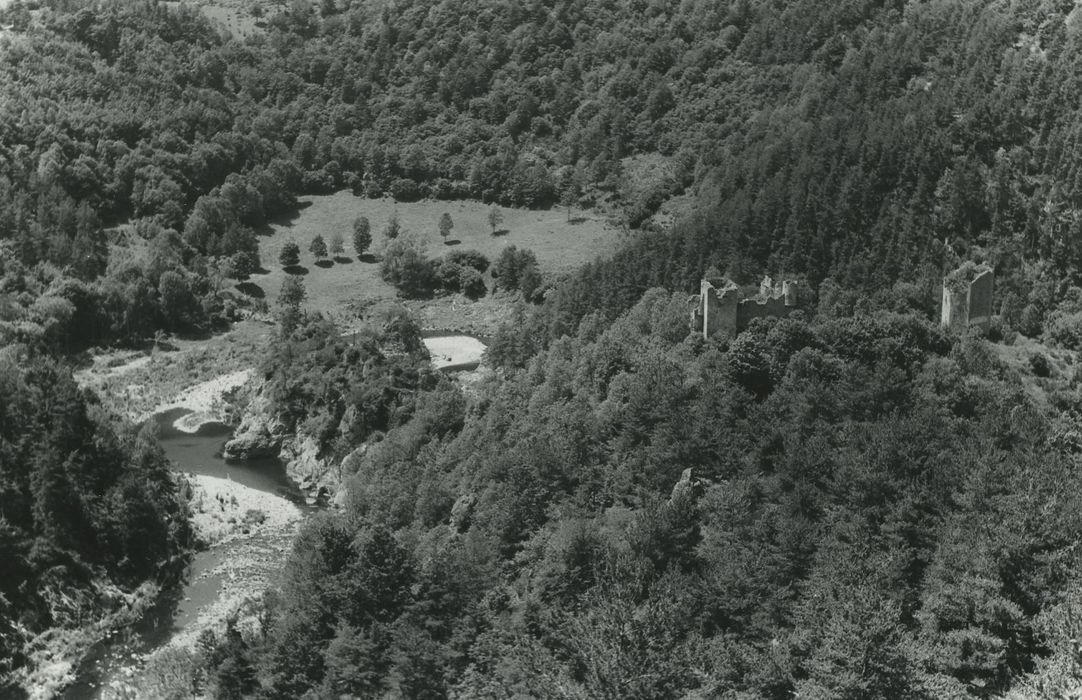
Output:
[
  {"xmin": 144, "ymin": 368, "xmax": 253, "ymax": 432},
  {"xmin": 422, "ymin": 335, "xmax": 487, "ymax": 369},
  {"xmin": 182, "ymin": 473, "xmax": 301, "ymax": 546}
]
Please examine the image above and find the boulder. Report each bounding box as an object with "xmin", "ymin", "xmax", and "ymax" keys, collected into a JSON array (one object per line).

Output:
[
  {"xmin": 222, "ymin": 384, "xmax": 285, "ymax": 460},
  {"xmin": 223, "ymin": 424, "xmax": 279, "ymax": 460}
]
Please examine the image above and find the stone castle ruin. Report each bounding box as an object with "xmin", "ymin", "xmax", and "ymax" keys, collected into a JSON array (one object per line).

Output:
[
  {"xmin": 690, "ymin": 261, "xmax": 994, "ymax": 341},
  {"xmin": 941, "ymin": 262, "xmax": 993, "ymax": 332},
  {"xmin": 690, "ymin": 273, "xmax": 801, "ymax": 340}
]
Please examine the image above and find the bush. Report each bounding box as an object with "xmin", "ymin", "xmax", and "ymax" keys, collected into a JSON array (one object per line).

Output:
[
  {"xmin": 390, "ymin": 178, "xmax": 422, "ymax": 202},
  {"xmin": 381, "ymin": 237, "xmax": 435, "ymax": 298},
  {"xmin": 1030, "ymin": 353, "xmax": 1051, "ymax": 377},
  {"xmin": 1019, "ymin": 304, "xmax": 1043, "ymax": 338},
  {"xmin": 444, "ymin": 249, "xmax": 489, "ymax": 273},
  {"xmin": 1046, "ymin": 310, "xmax": 1082, "ymax": 350},
  {"xmin": 434, "ymin": 260, "xmax": 488, "ymax": 299},
  {"xmin": 459, "ymin": 267, "xmax": 486, "ymax": 299},
  {"xmin": 435, "ymin": 260, "xmax": 463, "ymax": 292}
]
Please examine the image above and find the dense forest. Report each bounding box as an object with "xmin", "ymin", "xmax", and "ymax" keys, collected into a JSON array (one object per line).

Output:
[{"xmin": 6, "ymin": 0, "xmax": 1082, "ymax": 696}]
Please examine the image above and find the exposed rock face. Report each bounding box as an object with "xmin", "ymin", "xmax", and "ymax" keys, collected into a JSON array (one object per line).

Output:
[
  {"xmin": 449, "ymin": 493, "xmax": 477, "ymax": 532},
  {"xmin": 282, "ymin": 434, "xmax": 340, "ymax": 496},
  {"xmin": 223, "ymin": 382, "xmax": 343, "ymax": 497},
  {"xmin": 222, "ymin": 389, "xmax": 284, "ymax": 460}
]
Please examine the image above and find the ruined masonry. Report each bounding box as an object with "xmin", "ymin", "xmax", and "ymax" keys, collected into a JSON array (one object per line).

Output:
[
  {"xmin": 941, "ymin": 263, "xmax": 994, "ymax": 332},
  {"xmin": 691, "ymin": 274, "xmax": 801, "ymax": 340}
]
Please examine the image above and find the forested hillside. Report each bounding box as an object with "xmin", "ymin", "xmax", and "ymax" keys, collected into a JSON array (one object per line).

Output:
[
  {"xmin": 188, "ymin": 292, "xmax": 1082, "ymax": 698},
  {"xmin": 9, "ymin": 0, "xmax": 1082, "ymax": 697},
  {"xmin": 6, "ymin": 0, "xmax": 1082, "ymax": 350},
  {"xmin": 0, "ymin": 347, "xmax": 189, "ymax": 693}
]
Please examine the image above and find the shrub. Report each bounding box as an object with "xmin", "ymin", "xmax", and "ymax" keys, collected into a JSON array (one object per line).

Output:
[
  {"xmin": 1019, "ymin": 304, "xmax": 1043, "ymax": 338},
  {"xmin": 1030, "ymin": 353, "xmax": 1051, "ymax": 377},
  {"xmin": 459, "ymin": 267, "xmax": 486, "ymax": 299},
  {"xmin": 1046, "ymin": 310, "xmax": 1082, "ymax": 350},
  {"xmin": 390, "ymin": 178, "xmax": 422, "ymax": 202},
  {"xmin": 381, "ymin": 237, "xmax": 434, "ymax": 298},
  {"xmin": 444, "ymin": 249, "xmax": 489, "ymax": 273}
]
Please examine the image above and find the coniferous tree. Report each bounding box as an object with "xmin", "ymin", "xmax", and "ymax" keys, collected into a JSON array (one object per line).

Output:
[{"xmin": 280, "ymin": 241, "xmax": 301, "ymax": 268}]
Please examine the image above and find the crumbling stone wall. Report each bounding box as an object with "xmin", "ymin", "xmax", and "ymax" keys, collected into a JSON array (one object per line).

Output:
[
  {"xmin": 691, "ymin": 274, "xmax": 800, "ymax": 340},
  {"xmin": 737, "ymin": 294, "xmax": 797, "ymax": 326}
]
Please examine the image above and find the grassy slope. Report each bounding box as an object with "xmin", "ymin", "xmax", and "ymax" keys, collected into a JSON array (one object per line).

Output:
[
  {"xmin": 242, "ymin": 192, "xmax": 621, "ymax": 331},
  {"xmin": 990, "ymin": 334, "xmax": 1078, "ymax": 412}
]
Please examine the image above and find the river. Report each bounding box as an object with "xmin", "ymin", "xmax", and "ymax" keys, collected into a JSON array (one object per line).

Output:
[
  {"xmin": 60, "ymin": 333, "xmax": 486, "ymax": 698},
  {"xmin": 61, "ymin": 410, "xmax": 311, "ymax": 700}
]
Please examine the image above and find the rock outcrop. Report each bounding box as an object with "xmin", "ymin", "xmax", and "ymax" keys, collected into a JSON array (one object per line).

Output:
[
  {"xmin": 449, "ymin": 493, "xmax": 477, "ymax": 532},
  {"xmin": 281, "ymin": 434, "xmax": 340, "ymax": 498},
  {"xmin": 223, "ymin": 382, "xmax": 342, "ymax": 498},
  {"xmin": 222, "ymin": 388, "xmax": 285, "ymax": 460}
]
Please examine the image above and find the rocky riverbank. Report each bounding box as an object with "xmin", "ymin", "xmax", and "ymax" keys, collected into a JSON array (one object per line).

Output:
[{"xmin": 223, "ymin": 382, "xmax": 343, "ymax": 501}]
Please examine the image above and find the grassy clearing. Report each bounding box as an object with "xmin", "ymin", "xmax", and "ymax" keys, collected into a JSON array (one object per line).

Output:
[
  {"xmin": 164, "ymin": 0, "xmax": 280, "ymax": 38},
  {"xmin": 241, "ymin": 192, "xmax": 623, "ymax": 331}
]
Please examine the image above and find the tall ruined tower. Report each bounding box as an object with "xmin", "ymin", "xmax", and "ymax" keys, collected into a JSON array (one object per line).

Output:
[{"xmin": 695, "ymin": 276, "xmax": 740, "ymax": 340}]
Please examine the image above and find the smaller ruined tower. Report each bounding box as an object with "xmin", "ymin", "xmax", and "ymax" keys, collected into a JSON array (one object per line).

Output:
[{"xmin": 941, "ymin": 262, "xmax": 994, "ymax": 332}]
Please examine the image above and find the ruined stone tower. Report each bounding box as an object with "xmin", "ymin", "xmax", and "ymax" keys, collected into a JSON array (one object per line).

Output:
[
  {"xmin": 694, "ymin": 276, "xmax": 740, "ymax": 340},
  {"xmin": 941, "ymin": 262, "xmax": 993, "ymax": 332}
]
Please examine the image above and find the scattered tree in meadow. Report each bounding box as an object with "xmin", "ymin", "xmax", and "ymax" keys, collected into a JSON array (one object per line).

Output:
[
  {"xmin": 309, "ymin": 234, "xmax": 328, "ymax": 259},
  {"xmin": 277, "ymin": 274, "xmax": 306, "ymax": 334},
  {"xmin": 439, "ymin": 212, "xmax": 454, "ymax": 240},
  {"xmin": 487, "ymin": 206, "xmax": 503, "ymax": 235},
  {"xmin": 329, "ymin": 232, "xmax": 345, "ymax": 257},
  {"xmin": 279, "ymin": 274, "xmax": 306, "ymax": 308},
  {"xmin": 353, "ymin": 217, "xmax": 372, "ymax": 257},
  {"xmin": 279, "ymin": 241, "xmax": 301, "ymax": 268},
  {"xmin": 385, "ymin": 212, "xmax": 401, "ymax": 240}
]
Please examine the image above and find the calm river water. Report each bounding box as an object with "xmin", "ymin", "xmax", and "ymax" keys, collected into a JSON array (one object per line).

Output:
[{"xmin": 61, "ymin": 410, "xmax": 307, "ymax": 700}]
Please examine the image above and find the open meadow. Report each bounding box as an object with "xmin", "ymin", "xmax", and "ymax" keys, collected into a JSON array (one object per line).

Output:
[{"xmin": 239, "ymin": 192, "xmax": 623, "ymax": 331}]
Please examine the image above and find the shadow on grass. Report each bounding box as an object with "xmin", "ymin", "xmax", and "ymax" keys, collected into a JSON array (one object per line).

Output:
[
  {"xmin": 568, "ymin": 217, "xmax": 588, "ymax": 225},
  {"xmin": 491, "ymin": 229, "xmax": 510, "ymax": 237},
  {"xmin": 443, "ymin": 239, "xmax": 461, "ymax": 246},
  {"xmin": 254, "ymin": 201, "xmax": 313, "ymax": 235},
  {"xmin": 314, "ymin": 259, "xmax": 334, "ymax": 269},
  {"xmin": 283, "ymin": 265, "xmax": 309, "ymax": 276},
  {"xmin": 359, "ymin": 253, "xmax": 379, "ymax": 264},
  {"xmin": 333, "ymin": 255, "xmax": 353, "ymax": 264},
  {"xmin": 235, "ymin": 282, "xmax": 265, "ymax": 299},
  {"xmin": 251, "ymin": 266, "xmax": 270, "ymax": 275}
]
